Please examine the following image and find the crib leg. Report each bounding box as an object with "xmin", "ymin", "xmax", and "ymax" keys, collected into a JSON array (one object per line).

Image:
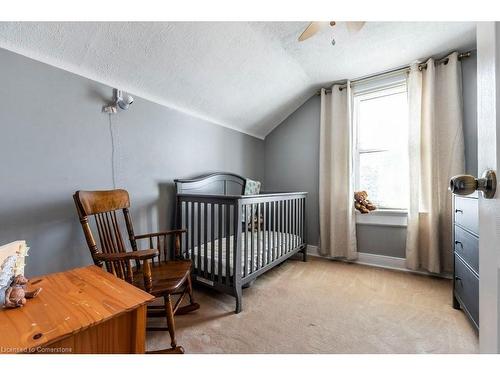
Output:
[
  {"xmin": 234, "ymin": 286, "xmax": 243, "ymax": 314},
  {"xmin": 302, "ymin": 246, "xmax": 307, "ymax": 262}
]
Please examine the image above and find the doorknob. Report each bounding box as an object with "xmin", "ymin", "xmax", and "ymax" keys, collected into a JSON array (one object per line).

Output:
[{"xmin": 449, "ymin": 170, "xmax": 497, "ymax": 199}]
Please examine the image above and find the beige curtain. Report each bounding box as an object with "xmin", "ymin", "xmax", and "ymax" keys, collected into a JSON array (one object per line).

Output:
[
  {"xmin": 406, "ymin": 52, "xmax": 465, "ymax": 273},
  {"xmin": 319, "ymin": 83, "xmax": 357, "ymax": 259}
]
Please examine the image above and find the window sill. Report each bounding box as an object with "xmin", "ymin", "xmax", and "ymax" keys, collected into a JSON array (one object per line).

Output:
[{"xmin": 355, "ymin": 209, "xmax": 408, "ymax": 227}]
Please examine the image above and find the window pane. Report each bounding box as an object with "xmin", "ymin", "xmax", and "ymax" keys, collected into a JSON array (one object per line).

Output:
[
  {"xmin": 359, "ymin": 150, "xmax": 408, "ymax": 209},
  {"xmin": 357, "ymin": 91, "xmax": 408, "ymax": 151},
  {"xmin": 356, "ymin": 86, "xmax": 409, "ymax": 209}
]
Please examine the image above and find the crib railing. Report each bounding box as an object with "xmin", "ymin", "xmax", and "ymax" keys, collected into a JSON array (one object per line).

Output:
[
  {"xmin": 239, "ymin": 193, "xmax": 307, "ymax": 280},
  {"xmin": 176, "ymin": 192, "xmax": 307, "ymax": 288}
]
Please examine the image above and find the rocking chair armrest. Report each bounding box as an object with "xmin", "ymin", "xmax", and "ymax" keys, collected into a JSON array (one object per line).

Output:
[
  {"xmin": 93, "ymin": 249, "xmax": 159, "ymax": 262},
  {"xmin": 133, "ymin": 229, "xmax": 187, "ymax": 240}
]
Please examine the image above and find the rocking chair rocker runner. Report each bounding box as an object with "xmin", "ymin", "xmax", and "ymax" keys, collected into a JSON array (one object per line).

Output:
[{"xmin": 73, "ymin": 189, "xmax": 200, "ymax": 354}]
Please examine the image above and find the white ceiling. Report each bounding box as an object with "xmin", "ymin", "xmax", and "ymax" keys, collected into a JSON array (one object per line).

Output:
[{"xmin": 0, "ymin": 22, "xmax": 476, "ymax": 139}]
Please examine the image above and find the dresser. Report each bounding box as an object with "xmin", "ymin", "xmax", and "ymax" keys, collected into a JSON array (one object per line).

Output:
[
  {"xmin": 452, "ymin": 192, "xmax": 479, "ymax": 330},
  {"xmin": 0, "ymin": 265, "xmax": 154, "ymax": 354}
]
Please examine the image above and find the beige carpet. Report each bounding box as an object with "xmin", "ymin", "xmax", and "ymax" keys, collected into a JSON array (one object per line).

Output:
[{"xmin": 146, "ymin": 256, "xmax": 478, "ymax": 353}]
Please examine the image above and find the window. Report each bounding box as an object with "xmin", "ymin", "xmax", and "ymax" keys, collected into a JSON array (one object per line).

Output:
[{"xmin": 354, "ymin": 80, "xmax": 409, "ymax": 210}]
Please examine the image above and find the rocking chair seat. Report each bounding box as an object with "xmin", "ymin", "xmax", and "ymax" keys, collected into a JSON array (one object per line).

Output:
[{"xmin": 133, "ymin": 260, "xmax": 192, "ymax": 296}]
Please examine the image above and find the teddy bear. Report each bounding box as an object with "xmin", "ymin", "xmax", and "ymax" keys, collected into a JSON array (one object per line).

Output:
[
  {"xmin": 3, "ymin": 274, "xmax": 42, "ymax": 309},
  {"xmin": 354, "ymin": 191, "xmax": 376, "ymax": 214}
]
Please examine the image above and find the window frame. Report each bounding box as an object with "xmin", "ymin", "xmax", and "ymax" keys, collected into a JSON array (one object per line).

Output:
[{"xmin": 352, "ymin": 78, "xmax": 409, "ymax": 211}]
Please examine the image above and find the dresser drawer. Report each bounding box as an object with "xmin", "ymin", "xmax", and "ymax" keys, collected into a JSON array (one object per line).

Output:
[
  {"xmin": 454, "ymin": 196, "xmax": 478, "ymax": 235},
  {"xmin": 454, "ymin": 225, "xmax": 479, "ymax": 274},
  {"xmin": 454, "ymin": 256, "xmax": 479, "ymax": 327}
]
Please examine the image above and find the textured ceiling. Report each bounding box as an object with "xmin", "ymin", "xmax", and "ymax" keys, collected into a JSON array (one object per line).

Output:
[{"xmin": 0, "ymin": 22, "xmax": 476, "ymax": 139}]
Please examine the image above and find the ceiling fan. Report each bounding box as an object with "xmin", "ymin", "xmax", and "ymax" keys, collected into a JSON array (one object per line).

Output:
[{"xmin": 298, "ymin": 21, "xmax": 365, "ymax": 43}]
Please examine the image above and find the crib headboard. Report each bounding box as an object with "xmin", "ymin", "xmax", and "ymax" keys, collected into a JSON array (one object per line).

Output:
[{"xmin": 174, "ymin": 172, "xmax": 246, "ymax": 196}]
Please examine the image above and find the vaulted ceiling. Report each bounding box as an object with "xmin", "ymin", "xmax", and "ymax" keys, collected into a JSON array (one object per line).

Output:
[{"xmin": 0, "ymin": 22, "xmax": 476, "ymax": 139}]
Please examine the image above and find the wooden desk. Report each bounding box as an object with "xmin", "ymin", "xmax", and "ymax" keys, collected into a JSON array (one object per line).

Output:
[{"xmin": 0, "ymin": 265, "xmax": 154, "ymax": 354}]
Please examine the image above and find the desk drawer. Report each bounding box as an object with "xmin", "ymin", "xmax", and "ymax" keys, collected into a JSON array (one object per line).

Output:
[
  {"xmin": 454, "ymin": 225, "xmax": 479, "ymax": 274},
  {"xmin": 454, "ymin": 196, "xmax": 478, "ymax": 235},
  {"xmin": 454, "ymin": 256, "xmax": 479, "ymax": 328}
]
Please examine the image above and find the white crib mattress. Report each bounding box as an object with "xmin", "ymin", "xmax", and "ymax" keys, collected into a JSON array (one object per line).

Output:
[{"xmin": 190, "ymin": 231, "xmax": 301, "ymax": 277}]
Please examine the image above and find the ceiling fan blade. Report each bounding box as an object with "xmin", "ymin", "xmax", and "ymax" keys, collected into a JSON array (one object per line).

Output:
[
  {"xmin": 346, "ymin": 21, "xmax": 365, "ymax": 34},
  {"xmin": 298, "ymin": 22, "xmax": 322, "ymax": 42}
]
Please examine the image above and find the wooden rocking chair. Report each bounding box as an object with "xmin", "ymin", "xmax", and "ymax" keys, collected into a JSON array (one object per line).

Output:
[{"xmin": 73, "ymin": 189, "xmax": 200, "ymax": 354}]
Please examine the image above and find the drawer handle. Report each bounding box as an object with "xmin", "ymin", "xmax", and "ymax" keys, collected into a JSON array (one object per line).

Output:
[
  {"xmin": 455, "ymin": 209, "xmax": 463, "ymax": 214},
  {"xmin": 454, "ymin": 240, "xmax": 463, "ymax": 249}
]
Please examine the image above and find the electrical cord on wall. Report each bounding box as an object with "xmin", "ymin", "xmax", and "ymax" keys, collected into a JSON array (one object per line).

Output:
[
  {"xmin": 103, "ymin": 88, "xmax": 133, "ymax": 189},
  {"xmin": 108, "ymin": 114, "xmax": 117, "ymax": 189}
]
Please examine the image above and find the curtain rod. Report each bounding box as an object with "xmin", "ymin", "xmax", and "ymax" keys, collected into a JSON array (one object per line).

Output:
[{"xmin": 317, "ymin": 50, "xmax": 473, "ymax": 95}]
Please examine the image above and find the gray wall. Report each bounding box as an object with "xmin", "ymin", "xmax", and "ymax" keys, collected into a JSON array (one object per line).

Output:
[
  {"xmin": 264, "ymin": 96, "xmax": 320, "ymax": 246},
  {"xmin": 0, "ymin": 48, "xmax": 264, "ymax": 277},
  {"xmin": 264, "ymin": 53, "xmax": 478, "ymax": 258}
]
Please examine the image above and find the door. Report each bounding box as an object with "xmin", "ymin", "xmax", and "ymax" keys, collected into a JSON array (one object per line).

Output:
[{"xmin": 477, "ymin": 22, "xmax": 500, "ymax": 353}]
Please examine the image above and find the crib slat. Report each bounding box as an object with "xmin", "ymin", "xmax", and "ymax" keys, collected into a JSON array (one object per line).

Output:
[
  {"xmin": 295, "ymin": 198, "xmax": 298, "ymax": 246},
  {"xmin": 275, "ymin": 200, "xmax": 279, "ymax": 258},
  {"xmin": 285, "ymin": 199, "xmax": 291, "ymax": 253},
  {"xmin": 269, "ymin": 201, "xmax": 273, "ymax": 262},
  {"xmin": 244, "ymin": 204, "xmax": 248, "ymax": 277},
  {"xmin": 181, "ymin": 202, "xmax": 185, "ymax": 258},
  {"xmin": 203, "ymin": 202, "xmax": 208, "ymax": 279},
  {"xmin": 268, "ymin": 201, "xmax": 271, "ymax": 264},
  {"xmin": 266, "ymin": 202, "xmax": 270, "ymax": 265},
  {"xmin": 211, "ymin": 203, "xmax": 215, "ymax": 281},
  {"xmin": 284, "ymin": 200, "xmax": 287, "ymax": 254},
  {"xmin": 290, "ymin": 199, "xmax": 293, "ymax": 250},
  {"xmin": 288, "ymin": 199, "xmax": 291, "ymax": 252},
  {"xmin": 225, "ymin": 204, "xmax": 231, "ymax": 285},
  {"xmin": 272, "ymin": 201, "xmax": 275, "ymax": 261},
  {"xmin": 218, "ymin": 204, "xmax": 223, "ymax": 284},
  {"xmin": 285, "ymin": 200, "xmax": 289, "ymax": 253},
  {"xmin": 292, "ymin": 199, "xmax": 295, "ymax": 249},
  {"xmin": 297, "ymin": 198, "xmax": 302, "ymax": 245},
  {"xmin": 291, "ymin": 199, "xmax": 294, "ymax": 250},
  {"xmin": 299, "ymin": 198, "xmax": 302, "ymax": 244},
  {"xmin": 262, "ymin": 202, "xmax": 265, "ymax": 266},
  {"xmin": 184, "ymin": 202, "xmax": 189, "ymax": 260},
  {"xmin": 296, "ymin": 199, "xmax": 299, "ymax": 247},
  {"xmin": 288, "ymin": 199, "xmax": 295, "ymax": 250},
  {"xmin": 293, "ymin": 199, "xmax": 296, "ymax": 249},
  {"xmin": 190, "ymin": 202, "xmax": 196, "ymax": 275},
  {"xmin": 250, "ymin": 203, "xmax": 255, "ymax": 274},
  {"xmin": 296, "ymin": 199, "xmax": 299, "ymax": 248},
  {"xmin": 269, "ymin": 201, "xmax": 272, "ymax": 263},
  {"xmin": 257, "ymin": 202, "xmax": 261, "ymax": 270},
  {"xmin": 197, "ymin": 202, "xmax": 202, "ymax": 278},
  {"xmin": 301, "ymin": 198, "xmax": 307, "ymax": 243},
  {"xmin": 273, "ymin": 202, "xmax": 278, "ymax": 261},
  {"xmin": 289, "ymin": 199, "xmax": 292, "ymax": 250},
  {"xmin": 291, "ymin": 199, "xmax": 294, "ymax": 249}
]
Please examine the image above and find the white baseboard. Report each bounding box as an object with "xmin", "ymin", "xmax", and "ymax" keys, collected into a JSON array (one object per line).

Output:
[{"xmin": 306, "ymin": 245, "xmax": 451, "ymax": 279}]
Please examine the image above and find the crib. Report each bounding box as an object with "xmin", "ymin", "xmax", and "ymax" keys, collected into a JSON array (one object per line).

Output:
[{"xmin": 174, "ymin": 172, "xmax": 307, "ymax": 313}]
